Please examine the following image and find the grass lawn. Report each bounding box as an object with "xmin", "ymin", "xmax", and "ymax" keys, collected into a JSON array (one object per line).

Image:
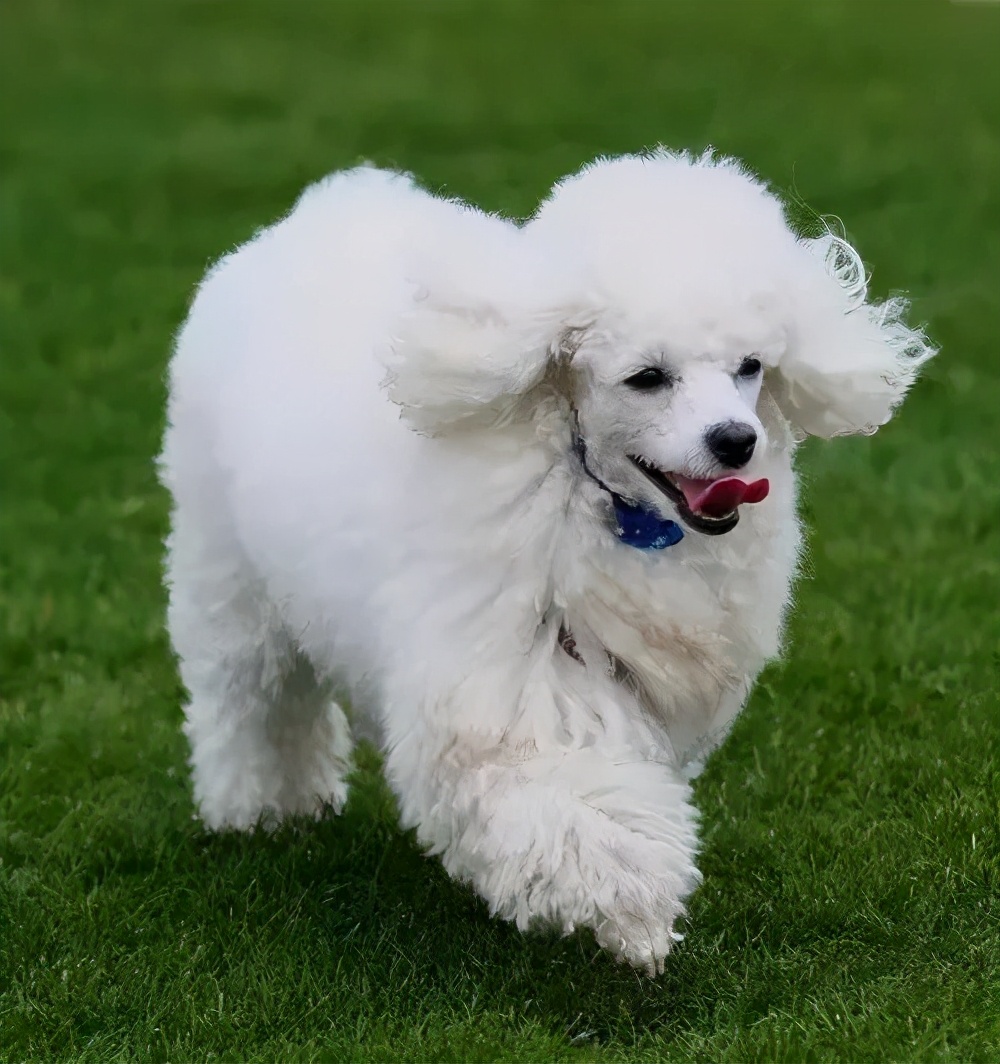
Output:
[{"xmin": 2, "ymin": 1, "xmax": 999, "ymax": 1060}]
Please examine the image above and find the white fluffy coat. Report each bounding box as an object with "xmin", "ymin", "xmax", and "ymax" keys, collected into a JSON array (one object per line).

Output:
[{"xmin": 160, "ymin": 150, "xmax": 934, "ymax": 973}]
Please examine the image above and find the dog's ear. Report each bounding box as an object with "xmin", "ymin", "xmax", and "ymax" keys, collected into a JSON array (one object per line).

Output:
[
  {"xmin": 768, "ymin": 233, "xmax": 936, "ymax": 438},
  {"xmin": 383, "ymin": 220, "xmax": 579, "ymax": 434},
  {"xmin": 384, "ymin": 296, "xmax": 565, "ymax": 435}
]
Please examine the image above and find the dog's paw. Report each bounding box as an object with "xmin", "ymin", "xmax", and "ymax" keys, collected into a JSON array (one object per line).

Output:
[
  {"xmin": 198, "ymin": 781, "xmax": 350, "ymax": 834},
  {"xmin": 594, "ymin": 912, "xmax": 683, "ymax": 976},
  {"xmin": 416, "ymin": 748, "xmax": 699, "ymax": 976},
  {"xmin": 526, "ymin": 826, "xmax": 696, "ymax": 976}
]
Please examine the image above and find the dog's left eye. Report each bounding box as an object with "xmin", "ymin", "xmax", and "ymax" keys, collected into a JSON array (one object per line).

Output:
[
  {"xmin": 624, "ymin": 367, "xmax": 669, "ymax": 390},
  {"xmin": 737, "ymin": 357, "xmax": 762, "ymax": 379}
]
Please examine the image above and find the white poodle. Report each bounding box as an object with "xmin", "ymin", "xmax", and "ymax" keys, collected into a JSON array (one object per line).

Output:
[{"xmin": 160, "ymin": 150, "xmax": 934, "ymax": 973}]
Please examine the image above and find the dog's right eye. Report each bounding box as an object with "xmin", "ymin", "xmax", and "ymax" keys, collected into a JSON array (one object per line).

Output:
[{"xmin": 623, "ymin": 368, "xmax": 669, "ymax": 390}]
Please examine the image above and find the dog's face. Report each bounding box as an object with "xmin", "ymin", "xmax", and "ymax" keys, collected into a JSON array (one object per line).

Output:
[
  {"xmin": 571, "ymin": 327, "xmax": 774, "ymax": 534},
  {"xmin": 388, "ymin": 151, "xmax": 934, "ymax": 489}
]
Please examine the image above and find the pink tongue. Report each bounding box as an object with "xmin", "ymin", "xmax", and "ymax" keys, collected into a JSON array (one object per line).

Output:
[{"xmin": 675, "ymin": 475, "xmax": 770, "ymax": 518}]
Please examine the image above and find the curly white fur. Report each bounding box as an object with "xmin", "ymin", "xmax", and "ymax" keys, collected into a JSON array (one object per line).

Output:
[{"xmin": 159, "ymin": 149, "xmax": 935, "ymax": 974}]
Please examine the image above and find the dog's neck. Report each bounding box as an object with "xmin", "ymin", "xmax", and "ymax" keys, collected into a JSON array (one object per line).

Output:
[{"xmin": 570, "ymin": 426, "xmax": 684, "ymax": 551}]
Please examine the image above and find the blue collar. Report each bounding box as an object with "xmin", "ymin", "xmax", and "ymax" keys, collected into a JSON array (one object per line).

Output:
[
  {"xmin": 573, "ymin": 433, "xmax": 684, "ymax": 551},
  {"xmin": 611, "ymin": 494, "xmax": 685, "ymax": 550}
]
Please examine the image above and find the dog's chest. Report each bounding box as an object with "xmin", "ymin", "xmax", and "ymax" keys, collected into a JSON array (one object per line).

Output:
[{"xmin": 557, "ymin": 508, "xmax": 798, "ymax": 752}]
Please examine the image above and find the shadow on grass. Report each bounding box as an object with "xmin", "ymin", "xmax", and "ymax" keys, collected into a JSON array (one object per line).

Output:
[
  {"xmin": 9, "ymin": 664, "xmax": 993, "ymax": 1062},
  {"xmin": 32, "ymin": 742, "xmax": 809, "ymax": 1048},
  {"xmin": 6, "ymin": 717, "xmax": 995, "ymax": 1059}
]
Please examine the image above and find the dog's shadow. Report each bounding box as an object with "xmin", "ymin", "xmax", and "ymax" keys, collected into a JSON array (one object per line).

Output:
[{"xmin": 117, "ymin": 742, "xmax": 797, "ymax": 1049}]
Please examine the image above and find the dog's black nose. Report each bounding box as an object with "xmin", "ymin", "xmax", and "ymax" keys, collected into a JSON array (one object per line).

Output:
[{"xmin": 705, "ymin": 421, "xmax": 757, "ymax": 469}]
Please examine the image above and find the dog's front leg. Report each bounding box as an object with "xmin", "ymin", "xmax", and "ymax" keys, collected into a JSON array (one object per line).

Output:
[{"xmin": 382, "ymin": 657, "xmax": 701, "ymax": 974}]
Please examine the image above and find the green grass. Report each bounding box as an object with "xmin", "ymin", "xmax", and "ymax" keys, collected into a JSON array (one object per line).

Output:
[{"xmin": 2, "ymin": 1, "xmax": 999, "ymax": 1060}]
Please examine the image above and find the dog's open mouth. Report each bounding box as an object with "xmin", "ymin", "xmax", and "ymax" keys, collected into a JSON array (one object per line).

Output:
[{"xmin": 628, "ymin": 455, "xmax": 770, "ymax": 535}]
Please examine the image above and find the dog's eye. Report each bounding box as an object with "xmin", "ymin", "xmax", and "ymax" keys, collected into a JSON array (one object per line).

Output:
[
  {"xmin": 737, "ymin": 357, "xmax": 762, "ymax": 379},
  {"xmin": 624, "ymin": 367, "xmax": 669, "ymax": 390}
]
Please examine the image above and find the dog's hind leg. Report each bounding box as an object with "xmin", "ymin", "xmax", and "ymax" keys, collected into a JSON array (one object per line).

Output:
[{"xmin": 165, "ymin": 514, "xmax": 353, "ymax": 831}]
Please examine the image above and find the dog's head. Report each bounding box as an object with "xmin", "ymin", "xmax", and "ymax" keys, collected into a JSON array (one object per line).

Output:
[
  {"xmin": 386, "ymin": 151, "xmax": 935, "ymax": 534},
  {"xmin": 565, "ymin": 327, "xmax": 772, "ymax": 534}
]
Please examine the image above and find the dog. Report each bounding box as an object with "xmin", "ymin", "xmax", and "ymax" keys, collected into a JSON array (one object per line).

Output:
[{"xmin": 160, "ymin": 150, "xmax": 934, "ymax": 973}]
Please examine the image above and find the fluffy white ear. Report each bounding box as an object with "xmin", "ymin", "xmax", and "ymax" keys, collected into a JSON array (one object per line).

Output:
[
  {"xmin": 770, "ymin": 233, "xmax": 937, "ymax": 438},
  {"xmin": 383, "ymin": 216, "xmax": 578, "ymax": 434},
  {"xmin": 383, "ymin": 293, "xmax": 565, "ymax": 435}
]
